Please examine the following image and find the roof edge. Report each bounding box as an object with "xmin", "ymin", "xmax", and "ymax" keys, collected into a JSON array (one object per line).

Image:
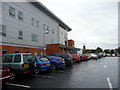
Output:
[{"xmin": 30, "ymin": 1, "xmax": 72, "ymax": 31}]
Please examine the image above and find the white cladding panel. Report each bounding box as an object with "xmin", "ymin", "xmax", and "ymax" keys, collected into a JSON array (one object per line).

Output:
[
  {"xmin": 59, "ymin": 26, "xmax": 68, "ymax": 45},
  {"xmin": 2, "ymin": 2, "xmax": 59, "ymax": 48}
]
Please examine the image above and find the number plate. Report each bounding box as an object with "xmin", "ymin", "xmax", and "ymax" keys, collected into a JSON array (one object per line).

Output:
[
  {"xmin": 46, "ymin": 63, "xmax": 50, "ymax": 65},
  {"xmin": 24, "ymin": 64, "xmax": 29, "ymax": 68}
]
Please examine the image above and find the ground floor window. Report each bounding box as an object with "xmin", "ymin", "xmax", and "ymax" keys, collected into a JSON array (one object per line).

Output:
[
  {"xmin": 15, "ymin": 50, "xmax": 20, "ymax": 53},
  {"xmin": 34, "ymin": 52, "xmax": 38, "ymax": 56},
  {"xmin": 25, "ymin": 50, "xmax": 29, "ymax": 53},
  {"xmin": 2, "ymin": 50, "xmax": 8, "ymax": 54}
]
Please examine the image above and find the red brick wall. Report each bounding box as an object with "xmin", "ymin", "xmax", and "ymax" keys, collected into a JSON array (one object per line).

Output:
[
  {"xmin": 0, "ymin": 45, "xmax": 44, "ymax": 56},
  {"xmin": 46, "ymin": 44, "xmax": 64, "ymax": 56}
]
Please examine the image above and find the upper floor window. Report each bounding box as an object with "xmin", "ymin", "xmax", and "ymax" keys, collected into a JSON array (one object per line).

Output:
[
  {"xmin": 9, "ymin": 7, "xmax": 15, "ymax": 18},
  {"xmin": 18, "ymin": 30, "xmax": 23, "ymax": 40},
  {"xmin": 36, "ymin": 20, "xmax": 39, "ymax": 28},
  {"xmin": 0, "ymin": 25, "xmax": 7, "ymax": 37},
  {"xmin": 47, "ymin": 25, "xmax": 50, "ymax": 32},
  {"xmin": 43, "ymin": 24, "xmax": 46, "ymax": 31},
  {"xmin": 18, "ymin": 11, "xmax": 23, "ymax": 21},
  {"xmin": 31, "ymin": 18, "xmax": 35, "ymax": 26},
  {"xmin": 31, "ymin": 34, "xmax": 38, "ymax": 42}
]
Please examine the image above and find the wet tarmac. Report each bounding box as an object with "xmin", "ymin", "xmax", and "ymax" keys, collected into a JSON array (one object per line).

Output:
[{"xmin": 2, "ymin": 57, "xmax": 118, "ymax": 89}]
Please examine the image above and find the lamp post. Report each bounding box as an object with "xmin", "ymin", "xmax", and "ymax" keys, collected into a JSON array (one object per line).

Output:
[{"xmin": 44, "ymin": 30, "xmax": 49, "ymax": 56}]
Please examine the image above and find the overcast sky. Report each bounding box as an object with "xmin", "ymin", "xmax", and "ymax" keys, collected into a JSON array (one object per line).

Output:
[{"xmin": 39, "ymin": 0, "xmax": 118, "ymax": 50}]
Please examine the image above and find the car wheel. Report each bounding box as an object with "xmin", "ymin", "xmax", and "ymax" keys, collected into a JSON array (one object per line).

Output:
[
  {"xmin": 33, "ymin": 60, "xmax": 37, "ymax": 68},
  {"xmin": 10, "ymin": 70, "xmax": 16, "ymax": 80},
  {"xmin": 51, "ymin": 65, "xmax": 56, "ymax": 70},
  {"xmin": 35, "ymin": 68, "xmax": 41, "ymax": 75},
  {"xmin": 73, "ymin": 59, "xmax": 76, "ymax": 63}
]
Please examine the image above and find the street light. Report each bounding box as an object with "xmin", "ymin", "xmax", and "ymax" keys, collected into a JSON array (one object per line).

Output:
[{"xmin": 43, "ymin": 30, "xmax": 49, "ymax": 56}]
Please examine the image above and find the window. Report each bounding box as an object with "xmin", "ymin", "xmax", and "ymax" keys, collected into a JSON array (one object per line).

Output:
[
  {"xmin": 65, "ymin": 41, "xmax": 67, "ymax": 46},
  {"xmin": 23, "ymin": 55, "xmax": 32, "ymax": 62},
  {"xmin": 0, "ymin": 25, "xmax": 7, "ymax": 37},
  {"xmin": 31, "ymin": 34, "xmax": 38, "ymax": 42},
  {"xmin": 18, "ymin": 11, "xmax": 23, "ymax": 21},
  {"xmin": 25, "ymin": 50, "xmax": 29, "ymax": 53},
  {"xmin": 34, "ymin": 52, "xmax": 38, "ymax": 56},
  {"xmin": 40, "ymin": 52, "xmax": 43, "ymax": 56},
  {"xmin": 39, "ymin": 57, "xmax": 49, "ymax": 62},
  {"xmin": 36, "ymin": 20, "xmax": 39, "ymax": 28},
  {"xmin": 31, "ymin": 18, "xmax": 35, "ymax": 26},
  {"xmin": 43, "ymin": 24, "xmax": 46, "ymax": 30},
  {"xmin": 2, "ymin": 50, "xmax": 8, "ymax": 54},
  {"xmin": 14, "ymin": 55, "xmax": 21, "ymax": 62},
  {"xmin": 9, "ymin": 7, "xmax": 15, "ymax": 18},
  {"xmin": 18, "ymin": 30, "xmax": 23, "ymax": 40},
  {"xmin": 52, "ymin": 29, "xmax": 55, "ymax": 34},
  {"xmin": 15, "ymin": 50, "xmax": 20, "ymax": 53},
  {"xmin": 3, "ymin": 55, "xmax": 13, "ymax": 63},
  {"xmin": 47, "ymin": 25, "xmax": 50, "ymax": 32}
]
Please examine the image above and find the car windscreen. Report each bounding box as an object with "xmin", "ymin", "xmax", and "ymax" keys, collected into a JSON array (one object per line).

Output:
[
  {"xmin": 54, "ymin": 56, "xmax": 62, "ymax": 59},
  {"xmin": 68, "ymin": 54, "xmax": 72, "ymax": 58},
  {"xmin": 39, "ymin": 57, "xmax": 49, "ymax": 62},
  {"xmin": 23, "ymin": 55, "xmax": 32, "ymax": 62}
]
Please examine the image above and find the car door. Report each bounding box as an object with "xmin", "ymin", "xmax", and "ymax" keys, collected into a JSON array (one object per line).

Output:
[
  {"xmin": 2, "ymin": 55, "xmax": 13, "ymax": 68},
  {"xmin": 12, "ymin": 54, "xmax": 21, "ymax": 69}
]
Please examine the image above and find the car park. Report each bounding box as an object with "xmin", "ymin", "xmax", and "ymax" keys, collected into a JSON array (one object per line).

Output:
[
  {"xmin": 33, "ymin": 56, "xmax": 51, "ymax": 74},
  {"xmin": 0, "ymin": 67, "xmax": 11, "ymax": 85},
  {"xmin": 50, "ymin": 53, "xmax": 73, "ymax": 66},
  {"xmin": 2, "ymin": 53, "xmax": 36, "ymax": 80},
  {"xmin": 71, "ymin": 54, "xmax": 81, "ymax": 63},
  {"xmin": 45, "ymin": 56, "xmax": 65, "ymax": 70}
]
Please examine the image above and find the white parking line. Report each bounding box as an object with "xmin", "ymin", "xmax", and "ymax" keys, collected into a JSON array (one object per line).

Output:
[
  {"xmin": 107, "ymin": 77, "xmax": 113, "ymax": 90},
  {"xmin": 32, "ymin": 75, "xmax": 53, "ymax": 78},
  {"xmin": 6, "ymin": 83, "xmax": 30, "ymax": 88},
  {"xmin": 104, "ymin": 65, "xmax": 108, "ymax": 68}
]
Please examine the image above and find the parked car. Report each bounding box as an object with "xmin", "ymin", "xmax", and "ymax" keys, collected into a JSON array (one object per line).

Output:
[
  {"xmin": 0, "ymin": 67, "xmax": 11, "ymax": 85},
  {"xmin": 78, "ymin": 54, "xmax": 88, "ymax": 61},
  {"xmin": 50, "ymin": 53, "xmax": 73, "ymax": 66},
  {"xmin": 33, "ymin": 56, "xmax": 51, "ymax": 74},
  {"xmin": 2, "ymin": 53, "xmax": 37, "ymax": 80},
  {"xmin": 45, "ymin": 56, "xmax": 65, "ymax": 70},
  {"xmin": 71, "ymin": 54, "xmax": 81, "ymax": 63},
  {"xmin": 88, "ymin": 53, "xmax": 98, "ymax": 59},
  {"xmin": 82, "ymin": 54, "xmax": 88, "ymax": 61},
  {"xmin": 86, "ymin": 54, "xmax": 92, "ymax": 60}
]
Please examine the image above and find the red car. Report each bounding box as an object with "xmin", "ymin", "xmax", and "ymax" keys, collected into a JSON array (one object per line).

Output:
[
  {"xmin": 71, "ymin": 54, "xmax": 81, "ymax": 63},
  {"xmin": 79, "ymin": 54, "xmax": 88, "ymax": 61},
  {"xmin": 0, "ymin": 67, "xmax": 11, "ymax": 85}
]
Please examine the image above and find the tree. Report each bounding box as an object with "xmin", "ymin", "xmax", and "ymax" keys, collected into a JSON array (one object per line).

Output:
[
  {"xmin": 109, "ymin": 49, "xmax": 114, "ymax": 56},
  {"xmin": 104, "ymin": 49, "xmax": 110, "ymax": 54},
  {"xmin": 95, "ymin": 47, "xmax": 103, "ymax": 53}
]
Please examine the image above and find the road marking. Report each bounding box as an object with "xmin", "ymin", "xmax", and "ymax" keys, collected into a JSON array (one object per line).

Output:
[
  {"xmin": 107, "ymin": 77, "xmax": 113, "ymax": 90},
  {"xmin": 104, "ymin": 64, "xmax": 108, "ymax": 68},
  {"xmin": 104, "ymin": 65, "xmax": 108, "ymax": 68},
  {"xmin": 0, "ymin": 76, "xmax": 11, "ymax": 80},
  {"xmin": 32, "ymin": 75, "xmax": 53, "ymax": 78},
  {"xmin": 6, "ymin": 83, "xmax": 30, "ymax": 88}
]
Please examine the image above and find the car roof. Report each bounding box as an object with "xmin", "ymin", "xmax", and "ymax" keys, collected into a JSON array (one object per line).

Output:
[{"xmin": 3, "ymin": 53, "xmax": 32, "ymax": 55}]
